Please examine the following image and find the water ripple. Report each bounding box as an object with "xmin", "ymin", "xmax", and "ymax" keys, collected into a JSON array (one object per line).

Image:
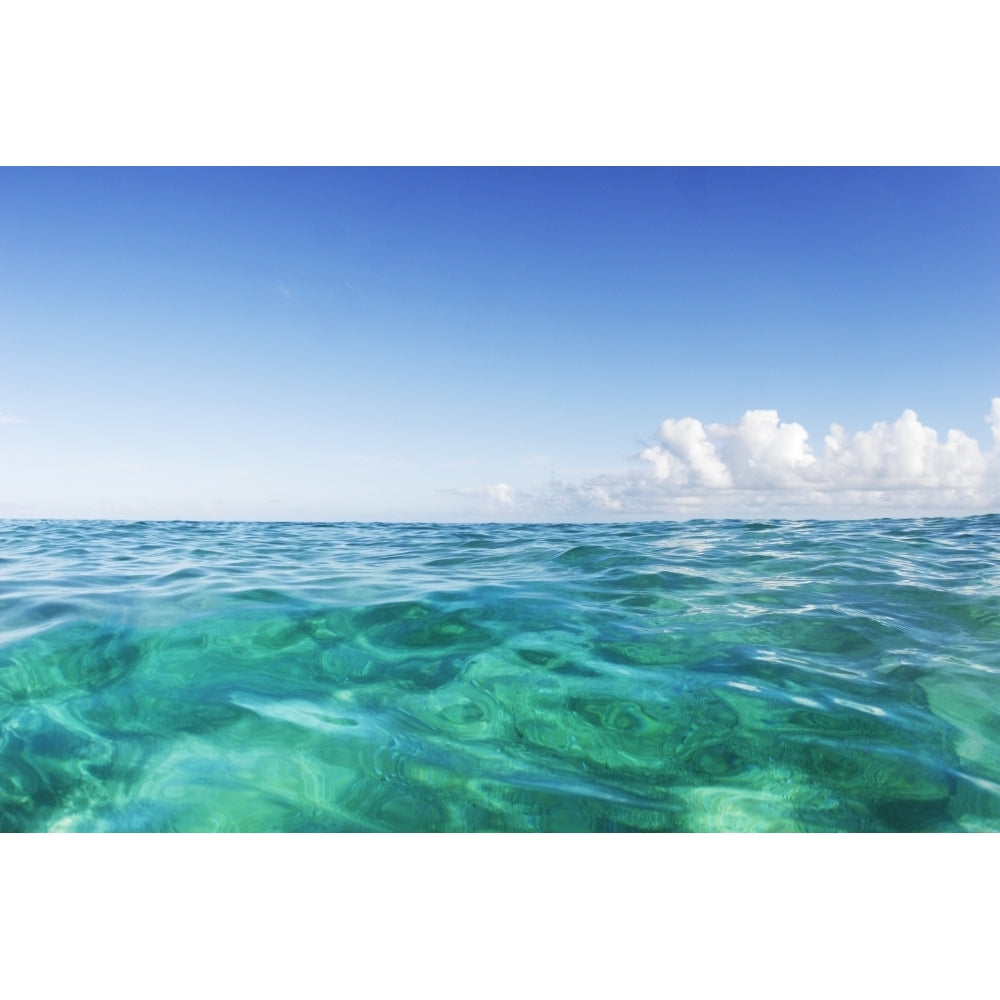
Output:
[{"xmin": 1, "ymin": 514, "xmax": 999, "ymax": 831}]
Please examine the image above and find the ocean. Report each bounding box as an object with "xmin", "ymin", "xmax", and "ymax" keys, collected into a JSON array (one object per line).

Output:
[{"xmin": 1, "ymin": 515, "xmax": 999, "ymax": 832}]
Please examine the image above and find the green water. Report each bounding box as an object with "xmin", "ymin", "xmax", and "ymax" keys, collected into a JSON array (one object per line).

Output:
[{"xmin": 2, "ymin": 516, "xmax": 999, "ymax": 831}]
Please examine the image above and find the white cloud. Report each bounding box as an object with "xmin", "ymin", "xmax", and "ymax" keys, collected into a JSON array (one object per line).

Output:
[
  {"xmin": 823, "ymin": 409, "xmax": 986, "ymax": 488},
  {"xmin": 643, "ymin": 416, "xmax": 732, "ymax": 488},
  {"xmin": 642, "ymin": 410, "xmax": 820, "ymax": 490},
  {"xmin": 452, "ymin": 482, "xmax": 516, "ymax": 508},
  {"xmin": 445, "ymin": 399, "xmax": 1000, "ymax": 521},
  {"xmin": 0, "ymin": 413, "xmax": 24, "ymax": 424},
  {"xmin": 989, "ymin": 398, "xmax": 1000, "ymax": 449},
  {"xmin": 563, "ymin": 399, "xmax": 1000, "ymax": 519},
  {"xmin": 561, "ymin": 482, "xmax": 623, "ymax": 512},
  {"xmin": 711, "ymin": 410, "xmax": 818, "ymax": 488}
]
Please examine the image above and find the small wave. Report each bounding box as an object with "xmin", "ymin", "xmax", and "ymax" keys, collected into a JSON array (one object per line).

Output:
[{"xmin": 1, "ymin": 514, "xmax": 998, "ymax": 831}]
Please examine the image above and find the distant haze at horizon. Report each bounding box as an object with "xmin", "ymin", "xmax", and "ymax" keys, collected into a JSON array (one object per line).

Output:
[{"xmin": 2, "ymin": 167, "xmax": 999, "ymax": 522}]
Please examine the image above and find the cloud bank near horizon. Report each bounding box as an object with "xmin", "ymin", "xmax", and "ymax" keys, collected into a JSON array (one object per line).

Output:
[
  {"xmin": 641, "ymin": 405, "xmax": 993, "ymax": 493},
  {"xmin": 462, "ymin": 400, "xmax": 1000, "ymax": 520}
]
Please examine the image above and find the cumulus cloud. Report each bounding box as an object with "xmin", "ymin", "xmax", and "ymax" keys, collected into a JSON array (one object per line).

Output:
[
  {"xmin": 713, "ymin": 410, "xmax": 819, "ymax": 488},
  {"xmin": 564, "ymin": 398, "xmax": 1000, "ymax": 519},
  {"xmin": 642, "ymin": 417, "xmax": 732, "ymax": 488},
  {"xmin": 823, "ymin": 409, "xmax": 986, "ymax": 488},
  {"xmin": 452, "ymin": 482, "xmax": 516, "ymax": 508},
  {"xmin": 449, "ymin": 400, "xmax": 1000, "ymax": 520},
  {"xmin": 642, "ymin": 410, "xmax": 819, "ymax": 490},
  {"xmin": 989, "ymin": 398, "xmax": 1000, "ymax": 449}
]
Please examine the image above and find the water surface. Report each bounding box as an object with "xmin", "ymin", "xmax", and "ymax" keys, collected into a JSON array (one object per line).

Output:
[{"xmin": 2, "ymin": 516, "xmax": 999, "ymax": 831}]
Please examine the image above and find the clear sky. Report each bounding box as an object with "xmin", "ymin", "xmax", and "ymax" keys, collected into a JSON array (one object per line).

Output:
[{"xmin": 2, "ymin": 167, "xmax": 999, "ymax": 521}]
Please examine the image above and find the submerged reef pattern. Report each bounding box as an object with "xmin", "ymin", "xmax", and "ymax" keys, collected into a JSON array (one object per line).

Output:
[{"xmin": 2, "ymin": 516, "xmax": 1000, "ymax": 832}]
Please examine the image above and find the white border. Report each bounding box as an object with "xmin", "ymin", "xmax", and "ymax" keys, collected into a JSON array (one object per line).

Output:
[{"xmin": 3, "ymin": 2, "xmax": 999, "ymax": 165}]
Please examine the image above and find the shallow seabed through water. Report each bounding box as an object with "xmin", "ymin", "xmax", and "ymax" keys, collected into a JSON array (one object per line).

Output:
[{"xmin": 2, "ymin": 515, "xmax": 999, "ymax": 832}]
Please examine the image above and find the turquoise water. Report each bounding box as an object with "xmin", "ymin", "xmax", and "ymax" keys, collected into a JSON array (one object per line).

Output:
[{"xmin": 2, "ymin": 516, "xmax": 1000, "ymax": 832}]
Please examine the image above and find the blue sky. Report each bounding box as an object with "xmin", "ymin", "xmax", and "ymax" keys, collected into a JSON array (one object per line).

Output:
[{"xmin": 2, "ymin": 167, "xmax": 999, "ymax": 521}]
